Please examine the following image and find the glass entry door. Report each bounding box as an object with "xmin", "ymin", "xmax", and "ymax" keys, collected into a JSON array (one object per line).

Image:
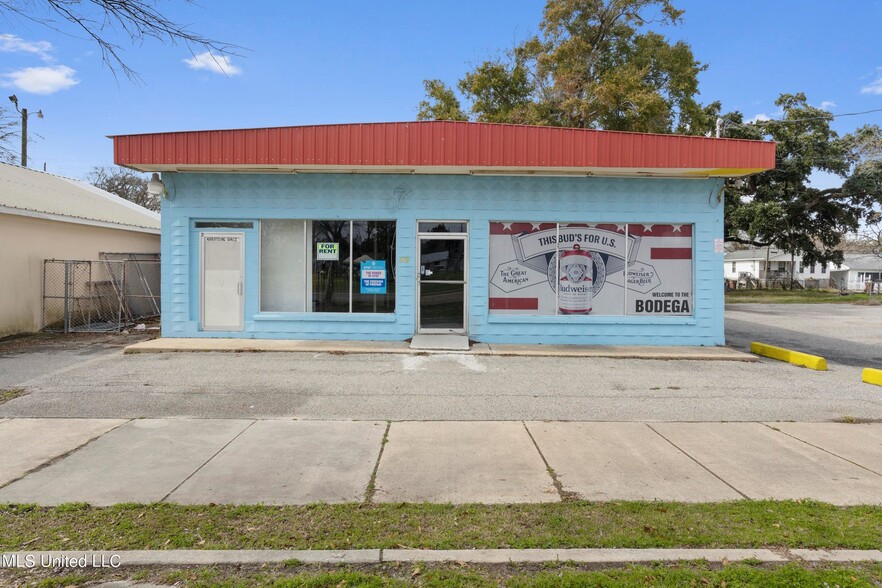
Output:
[{"xmin": 417, "ymin": 234, "xmax": 468, "ymax": 333}]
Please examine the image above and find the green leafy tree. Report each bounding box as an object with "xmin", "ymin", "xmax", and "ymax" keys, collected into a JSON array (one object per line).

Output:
[
  {"xmin": 418, "ymin": 0, "xmax": 712, "ymax": 134},
  {"xmin": 456, "ymin": 59, "xmax": 535, "ymax": 124},
  {"xmin": 417, "ymin": 80, "xmax": 468, "ymax": 121},
  {"xmin": 724, "ymin": 93, "xmax": 882, "ymax": 282}
]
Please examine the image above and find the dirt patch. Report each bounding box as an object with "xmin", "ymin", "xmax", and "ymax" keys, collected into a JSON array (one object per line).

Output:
[{"xmin": 0, "ymin": 326, "xmax": 159, "ymax": 355}]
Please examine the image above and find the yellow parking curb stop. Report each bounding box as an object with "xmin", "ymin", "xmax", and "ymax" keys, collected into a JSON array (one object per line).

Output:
[
  {"xmin": 862, "ymin": 368, "xmax": 882, "ymax": 386},
  {"xmin": 750, "ymin": 342, "xmax": 828, "ymax": 371}
]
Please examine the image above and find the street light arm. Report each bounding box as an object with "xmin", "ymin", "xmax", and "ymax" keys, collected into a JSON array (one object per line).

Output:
[{"xmin": 9, "ymin": 97, "xmax": 44, "ymax": 168}]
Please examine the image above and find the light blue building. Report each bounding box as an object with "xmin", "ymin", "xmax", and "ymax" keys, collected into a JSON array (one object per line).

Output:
[{"xmin": 112, "ymin": 121, "xmax": 775, "ymax": 346}]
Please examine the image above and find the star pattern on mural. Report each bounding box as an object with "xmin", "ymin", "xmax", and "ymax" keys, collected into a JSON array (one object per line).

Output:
[
  {"xmin": 671, "ymin": 224, "xmax": 683, "ymax": 233},
  {"xmin": 501, "ymin": 222, "xmax": 513, "ymax": 231}
]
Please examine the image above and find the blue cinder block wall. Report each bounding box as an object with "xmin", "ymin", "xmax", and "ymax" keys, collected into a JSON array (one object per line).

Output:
[{"xmin": 161, "ymin": 173, "xmax": 725, "ymax": 345}]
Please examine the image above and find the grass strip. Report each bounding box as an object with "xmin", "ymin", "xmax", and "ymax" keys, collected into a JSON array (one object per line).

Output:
[
  {"xmin": 725, "ymin": 290, "xmax": 879, "ymax": 304},
  {"xmin": 5, "ymin": 562, "xmax": 882, "ymax": 588},
  {"xmin": 1, "ymin": 500, "xmax": 881, "ymax": 551}
]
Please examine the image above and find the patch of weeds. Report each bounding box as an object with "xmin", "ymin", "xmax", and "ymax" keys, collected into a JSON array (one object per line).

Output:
[
  {"xmin": 832, "ymin": 416, "xmax": 882, "ymax": 424},
  {"xmin": 0, "ymin": 388, "xmax": 27, "ymax": 404},
  {"xmin": 53, "ymin": 502, "xmax": 91, "ymax": 513},
  {"xmin": 364, "ymin": 422, "xmax": 392, "ymax": 503},
  {"xmin": 35, "ymin": 575, "xmax": 90, "ymax": 588},
  {"xmin": 726, "ymin": 289, "xmax": 876, "ymax": 305},
  {"xmin": 509, "ymin": 563, "xmax": 878, "ymax": 588}
]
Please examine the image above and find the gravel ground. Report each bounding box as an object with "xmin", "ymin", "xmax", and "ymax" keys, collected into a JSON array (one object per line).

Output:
[{"xmin": 1, "ymin": 305, "xmax": 880, "ymax": 422}]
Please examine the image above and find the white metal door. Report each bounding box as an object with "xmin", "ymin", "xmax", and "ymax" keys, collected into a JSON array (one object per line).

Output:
[{"xmin": 200, "ymin": 232, "xmax": 244, "ymax": 331}]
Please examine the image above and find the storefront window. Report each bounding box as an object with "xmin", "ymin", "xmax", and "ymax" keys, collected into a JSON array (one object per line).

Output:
[
  {"xmin": 625, "ymin": 224, "xmax": 693, "ymax": 316},
  {"xmin": 418, "ymin": 221, "xmax": 468, "ymax": 233},
  {"xmin": 306, "ymin": 220, "xmax": 396, "ymax": 314},
  {"xmin": 488, "ymin": 222, "xmax": 693, "ymax": 316},
  {"xmin": 311, "ymin": 221, "xmax": 352, "ymax": 313},
  {"xmin": 351, "ymin": 221, "xmax": 396, "ymax": 313},
  {"xmin": 260, "ymin": 220, "xmax": 307, "ymax": 312},
  {"xmin": 260, "ymin": 218, "xmax": 397, "ymax": 315},
  {"xmin": 557, "ymin": 223, "xmax": 628, "ymax": 316}
]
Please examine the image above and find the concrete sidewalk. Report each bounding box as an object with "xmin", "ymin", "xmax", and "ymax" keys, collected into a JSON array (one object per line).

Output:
[
  {"xmin": 124, "ymin": 338, "xmax": 758, "ymax": 361},
  {"xmin": 5, "ymin": 548, "xmax": 882, "ymax": 568},
  {"xmin": 0, "ymin": 418, "xmax": 880, "ymax": 506}
]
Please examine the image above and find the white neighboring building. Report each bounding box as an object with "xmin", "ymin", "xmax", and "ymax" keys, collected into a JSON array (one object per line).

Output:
[
  {"xmin": 724, "ymin": 248, "xmax": 835, "ymax": 286},
  {"xmin": 830, "ymin": 254, "xmax": 882, "ymax": 292},
  {"xmin": 0, "ymin": 163, "xmax": 160, "ymax": 337}
]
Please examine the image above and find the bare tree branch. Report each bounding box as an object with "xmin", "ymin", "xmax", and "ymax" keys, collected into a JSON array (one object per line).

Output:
[
  {"xmin": 0, "ymin": 0, "xmax": 243, "ymax": 83},
  {"xmin": 0, "ymin": 106, "xmax": 19, "ymax": 164},
  {"xmin": 87, "ymin": 165, "xmax": 159, "ymax": 211}
]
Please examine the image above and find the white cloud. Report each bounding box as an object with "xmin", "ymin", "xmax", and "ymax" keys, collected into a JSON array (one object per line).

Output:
[
  {"xmin": 861, "ymin": 76, "xmax": 882, "ymax": 95},
  {"xmin": 184, "ymin": 51, "xmax": 241, "ymax": 76},
  {"xmin": 747, "ymin": 113, "xmax": 771, "ymax": 123},
  {"xmin": 0, "ymin": 33, "xmax": 53, "ymax": 61},
  {"xmin": 819, "ymin": 100, "xmax": 837, "ymax": 110},
  {"xmin": 2, "ymin": 65, "xmax": 78, "ymax": 94}
]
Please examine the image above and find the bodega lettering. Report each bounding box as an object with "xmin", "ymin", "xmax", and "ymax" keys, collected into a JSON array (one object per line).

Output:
[{"xmin": 634, "ymin": 299, "xmax": 690, "ymax": 313}]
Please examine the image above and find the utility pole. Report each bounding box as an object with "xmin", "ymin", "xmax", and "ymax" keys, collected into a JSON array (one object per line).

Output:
[{"xmin": 8, "ymin": 94, "xmax": 43, "ymax": 168}]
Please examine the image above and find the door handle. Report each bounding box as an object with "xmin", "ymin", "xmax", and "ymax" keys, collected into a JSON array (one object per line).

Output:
[{"xmin": 238, "ymin": 281, "xmax": 243, "ymax": 296}]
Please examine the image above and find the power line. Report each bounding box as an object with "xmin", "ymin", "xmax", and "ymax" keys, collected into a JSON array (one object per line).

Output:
[{"xmin": 725, "ymin": 107, "xmax": 882, "ymax": 130}]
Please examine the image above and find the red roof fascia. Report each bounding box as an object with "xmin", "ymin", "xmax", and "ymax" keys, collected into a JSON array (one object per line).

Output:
[{"xmin": 111, "ymin": 121, "xmax": 775, "ymax": 172}]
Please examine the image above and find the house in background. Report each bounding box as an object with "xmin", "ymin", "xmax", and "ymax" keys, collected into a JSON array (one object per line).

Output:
[
  {"xmin": 724, "ymin": 247, "xmax": 835, "ymax": 288},
  {"xmin": 0, "ymin": 163, "xmax": 160, "ymax": 338},
  {"xmin": 830, "ymin": 254, "xmax": 882, "ymax": 292}
]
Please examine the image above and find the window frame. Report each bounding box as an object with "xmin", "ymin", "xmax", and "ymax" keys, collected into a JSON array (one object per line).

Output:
[{"xmin": 259, "ymin": 219, "xmax": 397, "ymax": 315}]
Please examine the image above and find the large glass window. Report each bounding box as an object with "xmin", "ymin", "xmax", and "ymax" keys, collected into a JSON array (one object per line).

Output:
[
  {"xmin": 625, "ymin": 224, "xmax": 693, "ymax": 316},
  {"xmin": 309, "ymin": 220, "xmax": 397, "ymax": 313},
  {"xmin": 488, "ymin": 222, "xmax": 693, "ymax": 316},
  {"xmin": 311, "ymin": 221, "xmax": 352, "ymax": 313},
  {"xmin": 351, "ymin": 221, "xmax": 396, "ymax": 313},
  {"xmin": 261, "ymin": 220, "xmax": 307, "ymax": 312},
  {"xmin": 259, "ymin": 219, "xmax": 396, "ymax": 314}
]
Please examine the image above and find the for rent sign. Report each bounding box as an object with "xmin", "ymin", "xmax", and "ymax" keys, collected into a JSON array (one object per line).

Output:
[{"xmin": 316, "ymin": 242, "xmax": 339, "ymax": 261}]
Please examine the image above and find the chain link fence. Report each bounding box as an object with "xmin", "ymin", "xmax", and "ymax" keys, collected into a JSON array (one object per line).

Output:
[{"xmin": 42, "ymin": 254, "xmax": 160, "ymax": 332}]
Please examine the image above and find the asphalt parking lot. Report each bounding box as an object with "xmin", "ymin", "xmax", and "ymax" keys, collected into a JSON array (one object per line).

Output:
[
  {"xmin": 0, "ymin": 304, "xmax": 880, "ymax": 422},
  {"xmin": 726, "ymin": 303, "xmax": 882, "ymax": 367}
]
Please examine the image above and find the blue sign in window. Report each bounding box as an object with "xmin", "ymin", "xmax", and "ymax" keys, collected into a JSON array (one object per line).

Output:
[{"xmin": 360, "ymin": 260, "xmax": 387, "ymax": 294}]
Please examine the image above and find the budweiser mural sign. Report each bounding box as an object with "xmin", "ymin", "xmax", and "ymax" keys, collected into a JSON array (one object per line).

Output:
[{"xmin": 488, "ymin": 222, "xmax": 693, "ymax": 316}]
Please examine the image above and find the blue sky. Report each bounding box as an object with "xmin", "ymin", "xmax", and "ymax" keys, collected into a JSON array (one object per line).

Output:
[{"xmin": 2, "ymin": 0, "xmax": 881, "ymax": 184}]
